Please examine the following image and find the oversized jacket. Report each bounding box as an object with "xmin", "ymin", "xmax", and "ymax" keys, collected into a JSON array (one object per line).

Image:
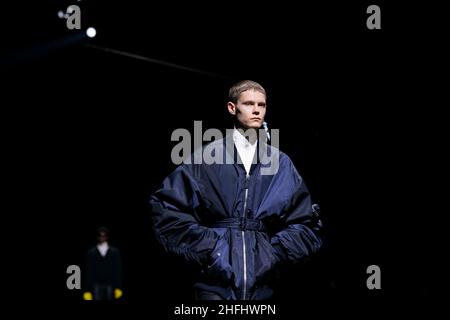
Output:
[{"xmin": 149, "ymin": 135, "xmax": 322, "ymax": 300}]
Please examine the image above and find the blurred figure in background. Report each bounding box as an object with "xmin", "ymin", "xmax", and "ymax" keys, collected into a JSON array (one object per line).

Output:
[{"xmin": 83, "ymin": 226, "xmax": 123, "ymax": 300}]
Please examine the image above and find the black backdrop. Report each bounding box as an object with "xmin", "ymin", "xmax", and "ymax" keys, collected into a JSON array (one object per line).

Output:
[{"xmin": 2, "ymin": 0, "xmax": 445, "ymax": 317}]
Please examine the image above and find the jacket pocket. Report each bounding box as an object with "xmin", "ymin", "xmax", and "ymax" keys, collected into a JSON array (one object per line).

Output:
[
  {"xmin": 254, "ymin": 232, "xmax": 279, "ymax": 284},
  {"xmin": 205, "ymin": 228, "xmax": 232, "ymax": 286}
]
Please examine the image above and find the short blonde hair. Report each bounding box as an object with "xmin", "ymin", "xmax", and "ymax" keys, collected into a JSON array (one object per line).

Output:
[{"xmin": 228, "ymin": 80, "xmax": 266, "ymax": 103}]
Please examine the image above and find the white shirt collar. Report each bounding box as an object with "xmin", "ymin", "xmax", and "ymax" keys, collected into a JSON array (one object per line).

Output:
[
  {"xmin": 97, "ymin": 242, "xmax": 109, "ymax": 257},
  {"xmin": 233, "ymin": 127, "xmax": 257, "ymax": 174},
  {"xmin": 233, "ymin": 127, "xmax": 258, "ymax": 147}
]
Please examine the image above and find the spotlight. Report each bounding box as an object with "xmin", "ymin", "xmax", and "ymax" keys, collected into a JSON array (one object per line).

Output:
[
  {"xmin": 86, "ymin": 27, "xmax": 97, "ymax": 38},
  {"xmin": 57, "ymin": 10, "xmax": 65, "ymax": 19}
]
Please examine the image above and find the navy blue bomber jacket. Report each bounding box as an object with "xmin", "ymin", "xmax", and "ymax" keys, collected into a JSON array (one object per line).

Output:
[{"xmin": 150, "ymin": 136, "xmax": 322, "ymax": 300}]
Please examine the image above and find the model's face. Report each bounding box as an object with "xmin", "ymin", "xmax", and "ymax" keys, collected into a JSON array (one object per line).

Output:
[
  {"xmin": 97, "ymin": 232, "xmax": 108, "ymax": 243},
  {"xmin": 228, "ymin": 90, "xmax": 266, "ymax": 129}
]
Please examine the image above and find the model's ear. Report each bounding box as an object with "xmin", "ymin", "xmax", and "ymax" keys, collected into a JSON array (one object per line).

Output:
[{"xmin": 227, "ymin": 102, "xmax": 236, "ymax": 115}]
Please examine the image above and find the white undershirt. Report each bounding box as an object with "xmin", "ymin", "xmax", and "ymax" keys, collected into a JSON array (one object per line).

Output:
[
  {"xmin": 97, "ymin": 242, "xmax": 109, "ymax": 257},
  {"xmin": 233, "ymin": 128, "xmax": 257, "ymax": 174}
]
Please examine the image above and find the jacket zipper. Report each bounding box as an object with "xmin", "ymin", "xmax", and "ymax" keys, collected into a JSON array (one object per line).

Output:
[{"xmin": 242, "ymin": 174, "xmax": 249, "ymax": 300}]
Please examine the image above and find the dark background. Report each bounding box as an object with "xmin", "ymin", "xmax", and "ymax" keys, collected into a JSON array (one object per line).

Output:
[{"xmin": 2, "ymin": 0, "xmax": 446, "ymax": 317}]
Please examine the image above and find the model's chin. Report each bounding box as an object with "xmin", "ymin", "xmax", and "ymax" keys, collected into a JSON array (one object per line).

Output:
[
  {"xmin": 236, "ymin": 119, "xmax": 263, "ymax": 130},
  {"xmin": 243, "ymin": 121, "xmax": 263, "ymax": 129}
]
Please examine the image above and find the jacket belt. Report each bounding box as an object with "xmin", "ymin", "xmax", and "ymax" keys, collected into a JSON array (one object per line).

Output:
[{"xmin": 212, "ymin": 217, "xmax": 267, "ymax": 232}]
